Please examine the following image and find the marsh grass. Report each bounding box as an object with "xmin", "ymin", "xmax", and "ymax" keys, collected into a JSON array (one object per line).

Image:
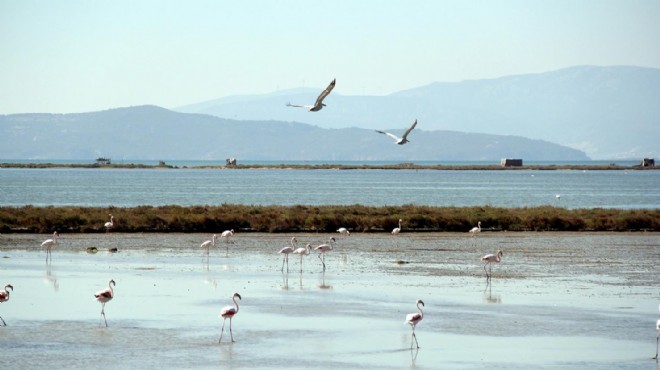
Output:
[{"xmin": 0, "ymin": 205, "xmax": 657, "ymax": 233}]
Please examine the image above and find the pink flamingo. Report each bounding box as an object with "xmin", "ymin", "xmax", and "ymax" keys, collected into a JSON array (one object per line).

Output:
[
  {"xmin": 293, "ymin": 243, "xmax": 312, "ymax": 273},
  {"xmin": 104, "ymin": 214, "xmax": 114, "ymax": 232},
  {"xmin": 314, "ymin": 237, "xmax": 335, "ymax": 271},
  {"xmin": 41, "ymin": 231, "xmax": 59, "ymax": 262},
  {"xmin": 220, "ymin": 229, "xmax": 234, "ymax": 254},
  {"xmin": 469, "ymin": 221, "xmax": 481, "ymax": 236},
  {"xmin": 481, "ymin": 250, "xmax": 503, "ymax": 280},
  {"xmin": 219, "ymin": 292, "xmax": 242, "ymax": 343},
  {"xmin": 405, "ymin": 299, "xmax": 425, "ymax": 349},
  {"xmin": 200, "ymin": 234, "xmax": 218, "ymax": 256},
  {"xmin": 392, "ymin": 219, "xmax": 403, "ymax": 237},
  {"xmin": 337, "ymin": 227, "xmax": 350, "ymax": 237},
  {"xmin": 278, "ymin": 237, "xmax": 298, "ymax": 272},
  {"xmin": 94, "ymin": 279, "xmax": 115, "ymax": 327},
  {"xmin": 0, "ymin": 284, "xmax": 14, "ymax": 326}
]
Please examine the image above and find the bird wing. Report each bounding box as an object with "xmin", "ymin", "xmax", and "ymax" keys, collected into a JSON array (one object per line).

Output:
[
  {"xmin": 405, "ymin": 312, "xmax": 422, "ymax": 323},
  {"xmin": 314, "ymin": 78, "xmax": 336, "ymax": 106},
  {"xmin": 401, "ymin": 119, "xmax": 418, "ymax": 140},
  {"xmin": 286, "ymin": 102, "xmax": 313, "ymax": 109},
  {"xmin": 375, "ymin": 130, "xmax": 402, "ymax": 142},
  {"xmin": 95, "ymin": 289, "xmax": 113, "ymax": 299},
  {"xmin": 481, "ymin": 254, "xmax": 495, "ymax": 261},
  {"xmin": 220, "ymin": 306, "xmax": 237, "ymax": 316}
]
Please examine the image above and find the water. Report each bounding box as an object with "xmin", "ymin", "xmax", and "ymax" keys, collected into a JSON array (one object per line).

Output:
[
  {"xmin": 0, "ymin": 232, "xmax": 657, "ymax": 369},
  {"xmin": 1, "ymin": 167, "xmax": 658, "ymax": 209}
]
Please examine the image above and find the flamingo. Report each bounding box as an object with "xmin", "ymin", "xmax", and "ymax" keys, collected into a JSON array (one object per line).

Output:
[
  {"xmin": 469, "ymin": 221, "xmax": 482, "ymax": 236},
  {"xmin": 481, "ymin": 250, "xmax": 503, "ymax": 280},
  {"xmin": 286, "ymin": 78, "xmax": 336, "ymax": 112},
  {"xmin": 376, "ymin": 119, "xmax": 417, "ymax": 145},
  {"xmin": 0, "ymin": 284, "xmax": 13, "ymax": 326},
  {"xmin": 293, "ymin": 243, "xmax": 312, "ymax": 273},
  {"xmin": 337, "ymin": 227, "xmax": 350, "ymax": 236},
  {"xmin": 200, "ymin": 234, "xmax": 218, "ymax": 256},
  {"xmin": 104, "ymin": 214, "xmax": 114, "ymax": 232},
  {"xmin": 219, "ymin": 292, "xmax": 242, "ymax": 343},
  {"xmin": 314, "ymin": 237, "xmax": 335, "ymax": 271},
  {"xmin": 94, "ymin": 279, "xmax": 115, "ymax": 327},
  {"xmin": 655, "ymin": 318, "xmax": 660, "ymax": 359},
  {"xmin": 392, "ymin": 219, "xmax": 403, "ymax": 237},
  {"xmin": 41, "ymin": 231, "xmax": 59, "ymax": 262},
  {"xmin": 405, "ymin": 299, "xmax": 425, "ymax": 349},
  {"xmin": 278, "ymin": 237, "xmax": 298, "ymax": 272}
]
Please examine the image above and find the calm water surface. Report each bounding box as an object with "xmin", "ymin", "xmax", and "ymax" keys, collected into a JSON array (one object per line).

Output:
[{"xmin": 1, "ymin": 168, "xmax": 658, "ymax": 209}]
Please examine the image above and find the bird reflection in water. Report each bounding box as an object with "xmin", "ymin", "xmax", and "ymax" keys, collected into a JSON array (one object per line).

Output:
[
  {"xmin": 44, "ymin": 263, "xmax": 59, "ymax": 291},
  {"xmin": 317, "ymin": 271, "xmax": 332, "ymax": 290},
  {"xmin": 483, "ymin": 280, "xmax": 501, "ymax": 304}
]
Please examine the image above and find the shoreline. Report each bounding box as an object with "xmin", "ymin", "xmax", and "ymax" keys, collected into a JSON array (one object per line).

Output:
[{"xmin": 1, "ymin": 162, "xmax": 658, "ymax": 170}]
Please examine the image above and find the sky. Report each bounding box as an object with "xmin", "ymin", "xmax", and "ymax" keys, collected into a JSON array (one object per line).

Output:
[{"xmin": 1, "ymin": 0, "xmax": 659, "ymax": 114}]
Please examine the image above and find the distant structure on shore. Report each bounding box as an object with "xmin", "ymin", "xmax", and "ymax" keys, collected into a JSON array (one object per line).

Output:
[
  {"xmin": 95, "ymin": 157, "xmax": 111, "ymax": 165},
  {"xmin": 641, "ymin": 158, "xmax": 655, "ymax": 167},
  {"xmin": 501, "ymin": 158, "xmax": 523, "ymax": 167}
]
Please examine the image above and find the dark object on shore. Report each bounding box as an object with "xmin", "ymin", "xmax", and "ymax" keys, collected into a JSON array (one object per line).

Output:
[
  {"xmin": 641, "ymin": 158, "xmax": 655, "ymax": 167},
  {"xmin": 86, "ymin": 247, "xmax": 98, "ymax": 254},
  {"xmin": 108, "ymin": 247, "xmax": 118, "ymax": 253},
  {"xmin": 501, "ymin": 158, "xmax": 523, "ymax": 167}
]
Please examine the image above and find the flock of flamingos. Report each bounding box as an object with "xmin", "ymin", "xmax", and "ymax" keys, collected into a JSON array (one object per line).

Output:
[{"xmin": 0, "ymin": 213, "xmax": 505, "ymax": 349}]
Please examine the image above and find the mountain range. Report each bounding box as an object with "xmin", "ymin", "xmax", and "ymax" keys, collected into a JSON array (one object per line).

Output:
[
  {"xmin": 0, "ymin": 105, "xmax": 586, "ymax": 161},
  {"xmin": 177, "ymin": 65, "xmax": 660, "ymax": 160},
  {"xmin": 2, "ymin": 65, "xmax": 656, "ymax": 162}
]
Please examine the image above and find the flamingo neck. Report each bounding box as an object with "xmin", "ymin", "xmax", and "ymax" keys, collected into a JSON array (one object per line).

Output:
[
  {"xmin": 233, "ymin": 297, "xmax": 240, "ymax": 313},
  {"xmin": 417, "ymin": 303, "xmax": 424, "ymax": 318}
]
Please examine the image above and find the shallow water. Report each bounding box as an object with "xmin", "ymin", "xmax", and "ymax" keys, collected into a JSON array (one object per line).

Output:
[{"xmin": 0, "ymin": 232, "xmax": 658, "ymax": 369}]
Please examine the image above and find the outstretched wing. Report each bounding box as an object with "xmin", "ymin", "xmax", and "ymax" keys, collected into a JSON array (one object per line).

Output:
[
  {"xmin": 286, "ymin": 102, "xmax": 312, "ymax": 109},
  {"xmin": 314, "ymin": 78, "xmax": 336, "ymax": 106},
  {"xmin": 375, "ymin": 130, "xmax": 402, "ymax": 142},
  {"xmin": 401, "ymin": 119, "xmax": 418, "ymax": 141}
]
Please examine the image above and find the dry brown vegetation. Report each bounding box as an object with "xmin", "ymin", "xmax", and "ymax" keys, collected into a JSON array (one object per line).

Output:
[{"xmin": 0, "ymin": 205, "xmax": 657, "ymax": 233}]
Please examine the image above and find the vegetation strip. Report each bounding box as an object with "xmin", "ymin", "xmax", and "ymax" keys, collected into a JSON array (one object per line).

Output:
[{"xmin": 1, "ymin": 205, "xmax": 657, "ymax": 233}]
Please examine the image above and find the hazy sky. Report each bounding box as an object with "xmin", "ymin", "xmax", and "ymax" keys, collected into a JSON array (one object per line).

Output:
[{"xmin": 1, "ymin": 1, "xmax": 659, "ymax": 114}]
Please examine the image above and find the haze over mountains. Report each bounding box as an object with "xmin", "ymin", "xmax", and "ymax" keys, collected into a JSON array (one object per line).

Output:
[
  {"xmin": 178, "ymin": 66, "xmax": 660, "ymax": 160},
  {"xmin": 0, "ymin": 66, "xmax": 656, "ymax": 162}
]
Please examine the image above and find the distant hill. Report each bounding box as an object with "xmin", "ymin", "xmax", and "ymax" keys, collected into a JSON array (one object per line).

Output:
[
  {"xmin": 0, "ymin": 105, "xmax": 587, "ymax": 161},
  {"xmin": 177, "ymin": 66, "xmax": 660, "ymax": 160}
]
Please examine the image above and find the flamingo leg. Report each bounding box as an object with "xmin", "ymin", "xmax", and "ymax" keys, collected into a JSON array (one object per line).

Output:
[
  {"xmin": 411, "ymin": 329, "xmax": 419, "ymax": 349},
  {"xmin": 0, "ymin": 315, "xmax": 6, "ymax": 326},
  {"xmin": 655, "ymin": 333, "xmax": 659, "ymax": 359},
  {"xmin": 99, "ymin": 303, "xmax": 108, "ymax": 327},
  {"xmin": 299, "ymin": 255, "xmax": 304, "ymax": 273},
  {"xmin": 281, "ymin": 257, "xmax": 286, "ymax": 272},
  {"xmin": 483, "ymin": 262, "xmax": 490, "ymax": 279},
  {"xmin": 286, "ymin": 255, "xmax": 289, "ymax": 273},
  {"xmin": 229, "ymin": 317, "xmax": 234, "ymax": 342},
  {"xmin": 219, "ymin": 318, "xmax": 226, "ymax": 343}
]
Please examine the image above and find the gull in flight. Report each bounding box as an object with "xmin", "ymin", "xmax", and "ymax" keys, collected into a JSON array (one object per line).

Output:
[
  {"xmin": 286, "ymin": 78, "xmax": 336, "ymax": 112},
  {"xmin": 375, "ymin": 119, "xmax": 417, "ymax": 145}
]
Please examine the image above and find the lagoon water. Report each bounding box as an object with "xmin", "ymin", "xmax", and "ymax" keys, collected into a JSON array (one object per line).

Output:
[
  {"xmin": 1, "ymin": 167, "xmax": 659, "ymax": 209},
  {"xmin": 1, "ymin": 164, "xmax": 659, "ymax": 369},
  {"xmin": 0, "ymin": 232, "xmax": 658, "ymax": 369}
]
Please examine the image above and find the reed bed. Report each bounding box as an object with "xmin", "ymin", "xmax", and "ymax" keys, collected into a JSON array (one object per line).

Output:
[{"xmin": 1, "ymin": 205, "xmax": 657, "ymax": 233}]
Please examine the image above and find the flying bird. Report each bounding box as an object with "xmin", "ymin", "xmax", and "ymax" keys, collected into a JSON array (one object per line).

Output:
[
  {"xmin": 376, "ymin": 119, "xmax": 417, "ymax": 145},
  {"xmin": 0, "ymin": 284, "xmax": 13, "ymax": 326},
  {"xmin": 219, "ymin": 293, "xmax": 242, "ymax": 343},
  {"xmin": 405, "ymin": 299, "xmax": 425, "ymax": 349},
  {"xmin": 94, "ymin": 279, "xmax": 116, "ymax": 327},
  {"xmin": 286, "ymin": 78, "xmax": 336, "ymax": 112}
]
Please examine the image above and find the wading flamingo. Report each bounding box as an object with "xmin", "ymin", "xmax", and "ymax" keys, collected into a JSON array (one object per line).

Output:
[
  {"xmin": 200, "ymin": 234, "xmax": 218, "ymax": 256},
  {"xmin": 481, "ymin": 250, "xmax": 503, "ymax": 280},
  {"xmin": 469, "ymin": 221, "xmax": 481, "ymax": 236},
  {"xmin": 286, "ymin": 79, "xmax": 336, "ymax": 112},
  {"xmin": 293, "ymin": 243, "xmax": 312, "ymax": 273},
  {"xmin": 376, "ymin": 119, "xmax": 417, "ymax": 145},
  {"xmin": 94, "ymin": 279, "xmax": 115, "ymax": 327},
  {"xmin": 104, "ymin": 214, "xmax": 114, "ymax": 232},
  {"xmin": 219, "ymin": 292, "xmax": 242, "ymax": 343},
  {"xmin": 392, "ymin": 219, "xmax": 403, "ymax": 237},
  {"xmin": 405, "ymin": 299, "xmax": 425, "ymax": 349},
  {"xmin": 337, "ymin": 227, "xmax": 350, "ymax": 237},
  {"xmin": 315, "ymin": 237, "xmax": 335, "ymax": 271},
  {"xmin": 278, "ymin": 237, "xmax": 298, "ymax": 272},
  {"xmin": 220, "ymin": 229, "xmax": 234, "ymax": 248},
  {"xmin": 41, "ymin": 231, "xmax": 59, "ymax": 262},
  {"xmin": 0, "ymin": 284, "xmax": 13, "ymax": 326}
]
